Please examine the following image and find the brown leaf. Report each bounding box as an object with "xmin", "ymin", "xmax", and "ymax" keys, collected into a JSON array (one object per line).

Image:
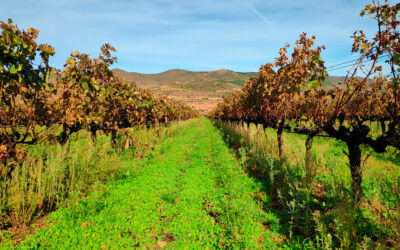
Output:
[
  {"xmin": 156, "ymin": 240, "xmax": 168, "ymax": 249},
  {"xmin": 82, "ymin": 221, "xmax": 92, "ymax": 229}
]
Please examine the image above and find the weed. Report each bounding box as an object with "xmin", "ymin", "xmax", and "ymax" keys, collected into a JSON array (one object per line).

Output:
[{"xmin": 213, "ymin": 119, "xmax": 400, "ymax": 249}]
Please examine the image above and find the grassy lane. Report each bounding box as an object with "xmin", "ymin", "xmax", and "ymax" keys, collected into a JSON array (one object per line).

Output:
[{"xmin": 3, "ymin": 118, "xmax": 284, "ymax": 249}]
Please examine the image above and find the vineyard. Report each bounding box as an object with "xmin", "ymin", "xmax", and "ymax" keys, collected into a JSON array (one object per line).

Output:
[
  {"xmin": 1, "ymin": 0, "xmax": 400, "ymax": 249},
  {"xmin": 209, "ymin": 1, "xmax": 400, "ymax": 248},
  {"xmin": 0, "ymin": 18, "xmax": 197, "ymax": 235},
  {"xmin": 211, "ymin": 1, "xmax": 400, "ymax": 207}
]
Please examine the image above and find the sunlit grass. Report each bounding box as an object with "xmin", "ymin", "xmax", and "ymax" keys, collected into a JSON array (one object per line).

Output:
[{"xmin": 213, "ymin": 120, "xmax": 400, "ymax": 249}]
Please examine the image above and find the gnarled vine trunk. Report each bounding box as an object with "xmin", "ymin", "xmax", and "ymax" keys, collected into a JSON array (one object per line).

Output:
[
  {"xmin": 277, "ymin": 125, "xmax": 284, "ymax": 161},
  {"xmin": 111, "ymin": 130, "xmax": 117, "ymax": 148},
  {"xmin": 380, "ymin": 120, "xmax": 386, "ymax": 134},
  {"xmin": 90, "ymin": 125, "xmax": 97, "ymax": 144},
  {"xmin": 347, "ymin": 141, "xmax": 363, "ymax": 207},
  {"xmin": 58, "ymin": 124, "xmax": 70, "ymax": 146}
]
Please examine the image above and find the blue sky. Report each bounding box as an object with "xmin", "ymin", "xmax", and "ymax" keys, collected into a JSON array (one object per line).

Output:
[{"xmin": 0, "ymin": 0, "xmax": 390, "ymax": 75}]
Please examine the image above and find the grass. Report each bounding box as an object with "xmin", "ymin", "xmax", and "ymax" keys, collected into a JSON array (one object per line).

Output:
[
  {"xmin": 1, "ymin": 118, "xmax": 286, "ymax": 249},
  {"xmin": 213, "ymin": 120, "xmax": 400, "ymax": 249},
  {"xmin": 3, "ymin": 118, "xmax": 397, "ymax": 249},
  {"xmin": 0, "ymin": 121, "xmax": 187, "ymax": 234}
]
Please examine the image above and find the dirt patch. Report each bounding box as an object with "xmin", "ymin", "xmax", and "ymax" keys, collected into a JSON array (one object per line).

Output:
[
  {"xmin": 8, "ymin": 215, "xmax": 51, "ymax": 244},
  {"xmin": 153, "ymin": 232, "xmax": 176, "ymax": 249},
  {"xmin": 202, "ymin": 197, "xmax": 223, "ymax": 225}
]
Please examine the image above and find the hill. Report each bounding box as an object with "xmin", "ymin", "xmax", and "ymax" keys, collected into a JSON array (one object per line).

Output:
[
  {"xmin": 112, "ymin": 68, "xmax": 255, "ymax": 113},
  {"xmin": 112, "ymin": 68, "xmax": 350, "ymax": 113}
]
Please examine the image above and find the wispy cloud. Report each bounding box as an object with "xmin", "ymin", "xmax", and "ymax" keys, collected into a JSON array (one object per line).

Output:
[
  {"xmin": 0, "ymin": 0, "xmax": 395, "ymax": 75},
  {"xmin": 248, "ymin": 5, "xmax": 270, "ymax": 25}
]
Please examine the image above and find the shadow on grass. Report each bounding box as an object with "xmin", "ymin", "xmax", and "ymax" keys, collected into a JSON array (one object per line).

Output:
[{"xmin": 211, "ymin": 119, "xmax": 393, "ymax": 249}]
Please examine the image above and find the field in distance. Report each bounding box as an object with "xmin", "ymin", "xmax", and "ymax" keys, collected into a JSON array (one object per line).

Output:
[{"xmin": 113, "ymin": 68, "xmax": 349, "ymax": 114}]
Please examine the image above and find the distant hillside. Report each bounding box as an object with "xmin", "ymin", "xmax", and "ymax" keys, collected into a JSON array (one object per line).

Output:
[
  {"xmin": 112, "ymin": 68, "xmax": 255, "ymax": 114},
  {"xmin": 112, "ymin": 68, "xmax": 254, "ymax": 90},
  {"xmin": 112, "ymin": 68, "xmax": 350, "ymax": 113}
]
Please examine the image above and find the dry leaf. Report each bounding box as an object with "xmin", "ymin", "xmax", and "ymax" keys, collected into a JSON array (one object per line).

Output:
[{"xmin": 156, "ymin": 240, "xmax": 168, "ymax": 248}]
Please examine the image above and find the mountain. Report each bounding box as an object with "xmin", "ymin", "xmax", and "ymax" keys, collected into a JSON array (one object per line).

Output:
[
  {"xmin": 112, "ymin": 68, "xmax": 351, "ymax": 113},
  {"xmin": 112, "ymin": 68, "xmax": 254, "ymax": 90},
  {"xmin": 112, "ymin": 68, "xmax": 255, "ymax": 113}
]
